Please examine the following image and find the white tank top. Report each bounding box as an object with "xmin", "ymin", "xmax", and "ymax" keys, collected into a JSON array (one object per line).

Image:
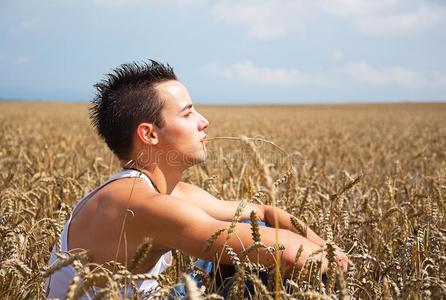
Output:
[{"xmin": 45, "ymin": 169, "xmax": 172, "ymax": 299}]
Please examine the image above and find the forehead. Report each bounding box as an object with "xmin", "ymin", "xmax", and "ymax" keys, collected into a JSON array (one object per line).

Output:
[{"xmin": 155, "ymin": 80, "xmax": 192, "ymax": 112}]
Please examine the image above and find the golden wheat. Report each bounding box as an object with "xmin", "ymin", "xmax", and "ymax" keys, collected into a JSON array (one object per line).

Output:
[{"xmin": 0, "ymin": 102, "xmax": 445, "ymax": 299}]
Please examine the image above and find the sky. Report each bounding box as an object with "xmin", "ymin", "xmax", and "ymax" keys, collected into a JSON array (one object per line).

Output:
[{"xmin": 1, "ymin": 0, "xmax": 445, "ymax": 104}]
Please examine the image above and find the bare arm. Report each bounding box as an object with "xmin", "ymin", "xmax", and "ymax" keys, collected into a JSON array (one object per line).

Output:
[
  {"xmin": 125, "ymin": 192, "xmax": 326, "ymax": 272},
  {"xmin": 171, "ymin": 182, "xmax": 349, "ymax": 272},
  {"xmin": 263, "ymin": 205, "xmax": 325, "ymax": 247},
  {"xmin": 173, "ymin": 182, "xmax": 325, "ymax": 246},
  {"xmin": 171, "ymin": 182, "xmax": 266, "ymax": 221}
]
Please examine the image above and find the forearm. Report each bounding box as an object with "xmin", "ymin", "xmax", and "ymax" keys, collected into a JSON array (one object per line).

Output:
[
  {"xmin": 263, "ymin": 205, "xmax": 326, "ymax": 247},
  {"xmin": 202, "ymin": 222, "xmax": 327, "ymax": 272},
  {"xmin": 257, "ymin": 206, "xmax": 350, "ymax": 273}
]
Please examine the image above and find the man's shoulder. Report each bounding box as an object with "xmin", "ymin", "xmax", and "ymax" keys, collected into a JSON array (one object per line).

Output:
[
  {"xmin": 96, "ymin": 177, "xmax": 159, "ymax": 206},
  {"xmin": 174, "ymin": 181, "xmax": 194, "ymax": 192},
  {"xmin": 173, "ymin": 181, "xmax": 206, "ymax": 197}
]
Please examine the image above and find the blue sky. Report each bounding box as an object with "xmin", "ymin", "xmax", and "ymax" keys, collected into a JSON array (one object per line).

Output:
[{"xmin": 1, "ymin": 0, "xmax": 445, "ymax": 104}]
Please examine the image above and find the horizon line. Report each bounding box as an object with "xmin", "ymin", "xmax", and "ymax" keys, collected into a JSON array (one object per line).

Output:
[{"xmin": 1, "ymin": 97, "xmax": 445, "ymax": 106}]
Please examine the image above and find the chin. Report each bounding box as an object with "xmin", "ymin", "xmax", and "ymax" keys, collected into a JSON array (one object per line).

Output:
[
  {"xmin": 184, "ymin": 152, "xmax": 207, "ymax": 167},
  {"xmin": 192, "ymin": 155, "xmax": 207, "ymax": 166}
]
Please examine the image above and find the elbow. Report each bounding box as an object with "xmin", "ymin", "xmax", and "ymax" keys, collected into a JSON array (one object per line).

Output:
[
  {"xmin": 282, "ymin": 247, "xmax": 305, "ymax": 270},
  {"xmin": 261, "ymin": 204, "xmax": 273, "ymax": 224},
  {"xmin": 281, "ymin": 241, "xmax": 315, "ymax": 272},
  {"xmin": 283, "ymin": 244, "xmax": 330, "ymax": 275},
  {"xmin": 281, "ymin": 248, "xmax": 296, "ymax": 269}
]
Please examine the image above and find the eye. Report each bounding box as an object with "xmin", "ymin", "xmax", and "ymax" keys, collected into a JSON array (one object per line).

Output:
[{"xmin": 184, "ymin": 111, "xmax": 193, "ymax": 117}]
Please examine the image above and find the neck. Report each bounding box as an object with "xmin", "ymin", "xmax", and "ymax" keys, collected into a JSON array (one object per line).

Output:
[
  {"xmin": 122, "ymin": 159, "xmax": 185, "ymax": 195},
  {"xmin": 142, "ymin": 163, "xmax": 184, "ymax": 194}
]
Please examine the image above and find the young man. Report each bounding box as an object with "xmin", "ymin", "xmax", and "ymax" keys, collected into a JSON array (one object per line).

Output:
[{"xmin": 46, "ymin": 60, "xmax": 349, "ymax": 298}]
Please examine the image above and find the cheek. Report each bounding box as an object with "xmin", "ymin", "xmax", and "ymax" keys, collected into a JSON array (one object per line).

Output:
[{"xmin": 160, "ymin": 123, "xmax": 190, "ymax": 145}]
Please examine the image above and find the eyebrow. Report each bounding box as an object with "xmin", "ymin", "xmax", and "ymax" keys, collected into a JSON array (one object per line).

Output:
[{"xmin": 180, "ymin": 103, "xmax": 193, "ymax": 113}]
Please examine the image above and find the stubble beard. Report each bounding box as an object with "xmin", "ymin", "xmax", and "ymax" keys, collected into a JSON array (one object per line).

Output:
[{"xmin": 185, "ymin": 143, "xmax": 208, "ymax": 167}]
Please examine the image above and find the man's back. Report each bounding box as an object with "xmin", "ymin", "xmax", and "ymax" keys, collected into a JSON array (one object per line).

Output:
[
  {"xmin": 68, "ymin": 172, "xmax": 171, "ymax": 272},
  {"xmin": 46, "ymin": 170, "xmax": 173, "ymax": 298}
]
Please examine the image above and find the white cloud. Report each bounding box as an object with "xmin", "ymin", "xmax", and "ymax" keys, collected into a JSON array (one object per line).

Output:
[
  {"xmin": 331, "ymin": 50, "xmax": 344, "ymax": 63},
  {"xmin": 154, "ymin": 0, "xmax": 207, "ymax": 6},
  {"xmin": 205, "ymin": 60, "xmax": 446, "ymax": 89},
  {"xmin": 340, "ymin": 61, "xmax": 446, "ymax": 88},
  {"xmin": 320, "ymin": 0, "xmax": 446, "ymax": 34},
  {"xmin": 17, "ymin": 18, "xmax": 40, "ymax": 31},
  {"xmin": 16, "ymin": 56, "xmax": 32, "ymax": 64},
  {"xmin": 8, "ymin": 18, "xmax": 41, "ymax": 35},
  {"xmin": 210, "ymin": 0, "xmax": 446, "ymax": 40},
  {"xmin": 204, "ymin": 61, "xmax": 312, "ymax": 85},
  {"xmin": 319, "ymin": 0, "xmax": 397, "ymax": 16},
  {"xmin": 210, "ymin": 0, "xmax": 312, "ymax": 41},
  {"xmin": 430, "ymin": 72, "xmax": 446, "ymax": 87},
  {"xmin": 93, "ymin": 0, "xmax": 205, "ymax": 8},
  {"xmin": 93, "ymin": 0, "xmax": 141, "ymax": 7}
]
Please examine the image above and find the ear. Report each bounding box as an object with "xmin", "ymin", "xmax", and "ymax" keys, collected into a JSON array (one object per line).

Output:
[{"xmin": 136, "ymin": 123, "xmax": 159, "ymax": 145}]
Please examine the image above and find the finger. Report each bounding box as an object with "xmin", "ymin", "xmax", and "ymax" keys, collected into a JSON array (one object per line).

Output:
[{"xmin": 337, "ymin": 256, "xmax": 349, "ymax": 273}]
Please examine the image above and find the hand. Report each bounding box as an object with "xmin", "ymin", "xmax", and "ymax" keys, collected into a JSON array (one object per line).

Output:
[{"xmin": 334, "ymin": 250, "xmax": 351, "ymax": 273}]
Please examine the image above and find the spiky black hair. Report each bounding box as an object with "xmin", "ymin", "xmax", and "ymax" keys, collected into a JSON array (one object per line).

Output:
[{"xmin": 90, "ymin": 60, "xmax": 177, "ymax": 160}]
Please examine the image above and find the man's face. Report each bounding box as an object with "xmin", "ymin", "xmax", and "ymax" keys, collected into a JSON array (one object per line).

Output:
[{"xmin": 154, "ymin": 80, "xmax": 209, "ymax": 168}]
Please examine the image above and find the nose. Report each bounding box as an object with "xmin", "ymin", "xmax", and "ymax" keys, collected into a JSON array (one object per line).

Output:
[{"xmin": 198, "ymin": 112, "xmax": 209, "ymax": 131}]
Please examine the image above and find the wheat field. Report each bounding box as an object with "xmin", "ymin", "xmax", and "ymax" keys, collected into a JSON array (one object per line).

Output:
[{"xmin": 0, "ymin": 102, "xmax": 445, "ymax": 299}]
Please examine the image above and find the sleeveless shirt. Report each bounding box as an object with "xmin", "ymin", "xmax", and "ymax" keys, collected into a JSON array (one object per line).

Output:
[{"xmin": 45, "ymin": 169, "xmax": 172, "ymax": 299}]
